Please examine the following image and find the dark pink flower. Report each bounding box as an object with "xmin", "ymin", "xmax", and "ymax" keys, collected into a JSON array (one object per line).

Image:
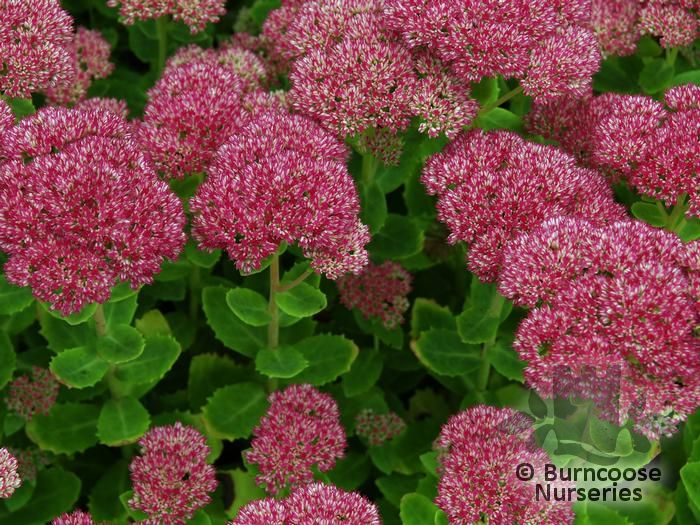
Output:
[
  {"xmin": 665, "ymin": 84, "xmax": 700, "ymax": 111},
  {"xmin": 0, "ymin": 101, "xmax": 14, "ymax": 133},
  {"xmin": 591, "ymin": 0, "xmax": 642, "ymax": 56},
  {"xmin": 6, "ymin": 367, "xmax": 59, "ymax": 421},
  {"xmin": 107, "ymin": 0, "xmax": 226, "ymax": 33},
  {"xmin": 229, "ymin": 498, "xmax": 286, "ymax": 525},
  {"xmin": 52, "ymin": 510, "xmax": 99, "ymax": 525},
  {"xmin": 639, "ymin": 1, "xmax": 699, "ymax": 48},
  {"xmin": 0, "ymin": 0, "xmax": 75, "ymax": 98},
  {"xmin": 337, "ymin": 261, "xmax": 412, "ymax": 329},
  {"xmin": 46, "ymin": 28, "xmax": 114, "ymax": 105},
  {"xmin": 435, "ymin": 406, "xmax": 574, "ymax": 525},
  {"xmin": 512, "ymin": 220, "xmax": 700, "ymax": 439},
  {"xmin": 74, "ymin": 97, "xmax": 129, "ymax": 117},
  {"xmin": 284, "ymin": 483, "xmax": 381, "ymax": 525},
  {"xmin": 129, "ymin": 422, "xmax": 218, "ymax": 525},
  {"xmin": 245, "ymin": 384, "xmax": 346, "ymax": 495},
  {"xmin": 355, "ymin": 410, "xmax": 406, "ymax": 446},
  {"xmin": 137, "ymin": 62, "xmax": 246, "ymax": 178},
  {"xmin": 190, "ymin": 111, "xmax": 369, "ymax": 278},
  {"xmin": 0, "ymin": 106, "xmax": 186, "ymax": 315},
  {"xmin": 0, "ymin": 448, "xmax": 21, "ymax": 499},
  {"xmin": 421, "ymin": 130, "xmax": 625, "ymax": 281}
]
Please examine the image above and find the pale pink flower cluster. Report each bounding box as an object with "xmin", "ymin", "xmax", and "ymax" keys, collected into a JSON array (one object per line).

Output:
[
  {"xmin": 52, "ymin": 511, "xmax": 100, "ymax": 525},
  {"xmin": 0, "ymin": 106, "xmax": 186, "ymax": 315},
  {"xmin": 46, "ymin": 28, "xmax": 114, "ymax": 105},
  {"xmin": 0, "ymin": 448, "xmax": 21, "ymax": 499},
  {"xmin": 129, "ymin": 423, "xmax": 218, "ymax": 525},
  {"xmin": 0, "ymin": 0, "xmax": 75, "ymax": 98},
  {"xmin": 385, "ymin": 0, "xmax": 601, "ymax": 101},
  {"xmin": 263, "ymin": 0, "xmax": 480, "ymax": 147},
  {"xmin": 592, "ymin": 0, "xmax": 699, "ymax": 55},
  {"xmin": 245, "ymin": 385, "xmax": 347, "ymax": 495},
  {"xmin": 501, "ymin": 218, "xmax": 700, "ymax": 439},
  {"xmin": 527, "ymin": 85, "xmax": 700, "ymax": 216},
  {"xmin": 107, "ymin": 0, "xmax": 226, "ymax": 33},
  {"xmin": 230, "ymin": 483, "xmax": 381, "ymax": 525},
  {"xmin": 337, "ymin": 261, "xmax": 412, "ymax": 329},
  {"xmin": 6, "ymin": 367, "xmax": 59, "ymax": 421},
  {"xmin": 8, "ymin": 448, "xmax": 48, "ymax": 483},
  {"xmin": 355, "ymin": 409, "xmax": 406, "ymax": 446},
  {"xmin": 190, "ymin": 111, "xmax": 370, "ymax": 278},
  {"xmin": 421, "ymin": 129, "xmax": 626, "ymax": 281},
  {"xmin": 435, "ymin": 406, "xmax": 574, "ymax": 525}
]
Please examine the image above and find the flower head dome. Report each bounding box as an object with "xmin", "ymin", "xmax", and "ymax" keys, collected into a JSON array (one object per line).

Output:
[
  {"xmin": 245, "ymin": 384, "xmax": 346, "ymax": 495},
  {"xmin": 355, "ymin": 410, "xmax": 406, "ymax": 446},
  {"xmin": 129, "ymin": 422, "xmax": 218, "ymax": 524},
  {"xmin": 52, "ymin": 510, "xmax": 100, "ymax": 525},
  {"xmin": 0, "ymin": 106, "xmax": 186, "ymax": 315},
  {"xmin": 107, "ymin": 0, "xmax": 226, "ymax": 33},
  {"xmin": 190, "ymin": 110, "xmax": 370, "ymax": 278},
  {"xmin": 0, "ymin": 448, "xmax": 21, "ymax": 499},
  {"xmin": 591, "ymin": 0, "xmax": 642, "ymax": 56},
  {"xmin": 0, "ymin": 0, "xmax": 75, "ymax": 98},
  {"xmin": 6, "ymin": 367, "xmax": 59, "ymax": 421}
]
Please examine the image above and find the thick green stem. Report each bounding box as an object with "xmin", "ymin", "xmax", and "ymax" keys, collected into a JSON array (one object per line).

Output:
[
  {"xmin": 94, "ymin": 304, "xmax": 107, "ymax": 338},
  {"xmin": 155, "ymin": 17, "xmax": 168, "ymax": 74},
  {"xmin": 477, "ymin": 85, "xmax": 524, "ymax": 117},
  {"xmin": 667, "ymin": 194, "xmax": 688, "ymax": 232},
  {"xmin": 278, "ymin": 269, "xmax": 313, "ymax": 294},
  {"xmin": 361, "ymin": 151, "xmax": 378, "ymax": 185},
  {"xmin": 666, "ymin": 47, "xmax": 679, "ymax": 67},
  {"xmin": 477, "ymin": 343, "xmax": 492, "ymax": 392},
  {"xmin": 267, "ymin": 254, "xmax": 280, "ymax": 350}
]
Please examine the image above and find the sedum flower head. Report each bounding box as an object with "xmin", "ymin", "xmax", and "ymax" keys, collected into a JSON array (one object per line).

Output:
[
  {"xmin": 6, "ymin": 367, "xmax": 59, "ymax": 421},
  {"xmin": 52, "ymin": 510, "xmax": 100, "ymax": 525},
  {"xmin": 421, "ymin": 129, "xmax": 625, "ymax": 281},
  {"xmin": 190, "ymin": 110, "xmax": 370, "ymax": 279},
  {"xmin": 245, "ymin": 384, "xmax": 346, "ymax": 495},
  {"xmin": 355, "ymin": 410, "xmax": 406, "ymax": 446},
  {"xmin": 0, "ymin": 106, "xmax": 186, "ymax": 315},
  {"xmin": 591, "ymin": 0, "xmax": 642, "ymax": 56},
  {"xmin": 129, "ymin": 422, "xmax": 218, "ymax": 525},
  {"xmin": 107, "ymin": 0, "xmax": 226, "ymax": 33},
  {"xmin": 639, "ymin": 1, "xmax": 699, "ymax": 48},
  {"xmin": 435, "ymin": 406, "xmax": 574, "ymax": 525},
  {"xmin": 0, "ymin": 448, "xmax": 21, "ymax": 499},
  {"xmin": 510, "ymin": 219, "xmax": 700, "ymax": 439},
  {"xmin": 0, "ymin": 0, "xmax": 75, "ymax": 98},
  {"xmin": 229, "ymin": 498, "xmax": 286, "ymax": 525},
  {"xmin": 337, "ymin": 261, "xmax": 412, "ymax": 329},
  {"xmin": 46, "ymin": 27, "xmax": 114, "ymax": 105}
]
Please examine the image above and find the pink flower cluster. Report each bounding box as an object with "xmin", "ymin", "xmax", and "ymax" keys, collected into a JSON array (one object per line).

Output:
[
  {"xmin": 107, "ymin": 0, "xmax": 226, "ymax": 33},
  {"xmin": 129, "ymin": 422, "xmax": 218, "ymax": 525},
  {"xmin": 501, "ymin": 218, "xmax": 700, "ymax": 438},
  {"xmin": 6, "ymin": 367, "xmax": 59, "ymax": 421},
  {"xmin": 355, "ymin": 409, "xmax": 406, "ymax": 446},
  {"xmin": 0, "ymin": 448, "xmax": 21, "ymax": 499},
  {"xmin": 190, "ymin": 110, "xmax": 370, "ymax": 278},
  {"xmin": 592, "ymin": 0, "xmax": 699, "ymax": 55},
  {"xmin": 0, "ymin": 0, "xmax": 75, "ymax": 98},
  {"xmin": 527, "ymin": 85, "xmax": 700, "ymax": 216},
  {"xmin": 0, "ymin": 106, "xmax": 186, "ymax": 315},
  {"xmin": 421, "ymin": 129, "xmax": 626, "ymax": 281},
  {"xmin": 337, "ymin": 261, "xmax": 412, "ymax": 329},
  {"xmin": 230, "ymin": 483, "xmax": 381, "ymax": 525},
  {"xmin": 245, "ymin": 385, "xmax": 346, "ymax": 495},
  {"xmin": 8, "ymin": 448, "xmax": 48, "ymax": 483},
  {"xmin": 435, "ymin": 406, "xmax": 574, "ymax": 525},
  {"xmin": 263, "ymin": 0, "xmax": 479, "ymax": 148},
  {"xmin": 52, "ymin": 511, "xmax": 101, "ymax": 525},
  {"xmin": 46, "ymin": 28, "xmax": 114, "ymax": 106},
  {"xmin": 385, "ymin": 0, "xmax": 601, "ymax": 102}
]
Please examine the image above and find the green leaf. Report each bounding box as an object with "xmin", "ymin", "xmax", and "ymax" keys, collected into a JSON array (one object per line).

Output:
[
  {"xmin": 134, "ymin": 309, "xmax": 171, "ymax": 337},
  {"xmin": 487, "ymin": 341, "xmax": 525, "ymax": 382},
  {"xmin": 457, "ymin": 279, "xmax": 511, "ymax": 344},
  {"xmin": 227, "ymin": 468, "xmax": 267, "ymax": 518},
  {"xmin": 677, "ymin": 217, "xmax": 700, "ymax": 243},
  {"xmin": 0, "ymin": 275, "xmax": 34, "ymax": 315},
  {"xmin": 0, "ymin": 332, "xmax": 16, "ymax": 390},
  {"xmin": 39, "ymin": 310, "xmax": 95, "ymax": 352},
  {"xmin": 472, "ymin": 77, "xmax": 500, "ymax": 105},
  {"xmin": 255, "ymin": 346, "xmax": 308, "ymax": 378},
  {"xmin": 226, "ymin": 287, "xmax": 271, "ymax": 326},
  {"xmin": 292, "ymin": 335, "xmax": 359, "ymax": 386},
  {"xmin": 119, "ymin": 490, "xmax": 149, "ymax": 521},
  {"xmin": 410, "ymin": 299, "xmax": 456, "ymax": 339},
  {"xmin": 97, "ymin": 324, "xmax": 145, "ymax": 363},
  {"xmin": 672, "ymin": 71, "xmax": 700, "ymax": 86},
  {"xmin": 103, "ymin": 294, "xmax": 139, "ymax": 328},
  {"xmin": 631, "ymin": 202, "xmax": 667, "ymax": 227},
  {"xmin": 328, "ymin": 452, "xmax": 371, "ymax": 491},
  {"xmin": 681, "ymin": 462, "xmax": 700, "ymax": 510},
  {"xmin": 203, "ymin": 383, "xmax": 268, "ymax": 440},
  {"xmin": 342, "ymin": 347, "xmax": 383, "ymax": 397},
  {"xmin": 275, "ymin": 282, "xmax": 327, "ymax": 317},
  {"xmin": 50, "ymin": 346, "xmax": 109, "ymax": 388},
  {"xmin": 574, "ymin": 502, "xmax": 633, "ymax": 525},
  {"xmin": 26, "ymin": 403, "xmax": 99, "ymax": 454},
  {"xmin": 89, "ymin": 460, "xmax": 130, "ymax": 524},
  {"xmin": 400, "ymin": 493, "xmax": 439, "ymax": 525},
  {"xmin": 188, "ymin": 353, "xmax": 249, "ymax": 411},
  {"xmin": 203, "ymin": 286, "xmax": 266, "ymax": 357},
  {"xmin": 41, "ymin": 301, "xmax": 97, "ymax": 325},
  {"xmin": 412, "ymin": 329, "xmax": 481, "ymax": 376},
  {"xmin": 360, "ymin": 180, "xmax": 388, "ymax": 233},
  {"xmin": 476, "ymin": 107, "xmax": 523, "ymax": 131},
  {"xmin": 185, "ymin": 240, "xmax": 221, "ymax": 268},
  {"xmin": 97, "ymin": 397, "xmax": 151, "ymax": 446},
  {"xmin": 0, "ymin": 468, "xmax": 80, "ymax": 525},
  {"xmin": 112, "ymin": 335, "xmax": 181, "ymax": 386},
  {"xmin": 368, "ymin": 214, "xmax": 424, "ymax": 260},
  {"xmin": 639, "ymin": 58, "xmax": 674, "ymax": 94}
]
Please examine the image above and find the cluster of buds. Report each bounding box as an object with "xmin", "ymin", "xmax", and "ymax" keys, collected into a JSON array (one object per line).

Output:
[
  {"xmin": 6, "ymin": 367, "xmax": 59, "ymax": 421},
  {"xmin": 107, "ymin": 0, "xmax": 226, "ymax": 33},
  {"xmin": 355, "ymin": 409, "xmax": 406, "ymax": 446}
]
